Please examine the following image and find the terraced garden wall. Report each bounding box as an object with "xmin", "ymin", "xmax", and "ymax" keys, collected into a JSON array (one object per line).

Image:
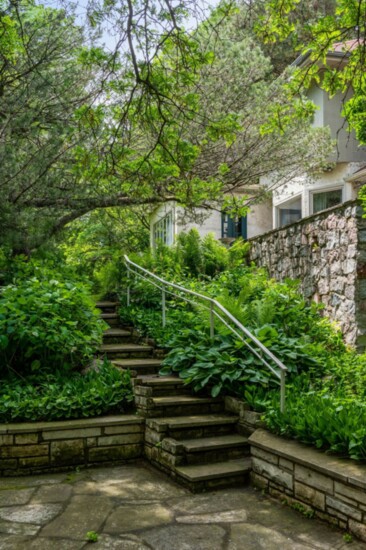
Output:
[
  {"xmin": 248, "ymin": 200, "xmax": 366, "ymax": 349},
  {"xmin": 0, "ymin": 416, "xmax": 144, "ymax": 476},
  {"xmin": 249, "ymin": 430, "xmax": 366, "ymax": 542},
  {"xmin": 3, "ymin": 403, "xmax": 366, "ymax": 542}
]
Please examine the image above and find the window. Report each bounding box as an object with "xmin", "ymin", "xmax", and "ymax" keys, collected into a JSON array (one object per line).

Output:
[
  {"xmin": 312, "ymin": 188, "xmax": 342, "ymax": 214},
  {"xmin": 153, "ymin": 211, "xmax": 174, "ymax": 246},
  {"xmin": 277, "ymin": 197, "xmax": 302, "ymax": 227},
  {"xmin": 221, "ymin": 213, "xmax": 247, "ymax": 239}
]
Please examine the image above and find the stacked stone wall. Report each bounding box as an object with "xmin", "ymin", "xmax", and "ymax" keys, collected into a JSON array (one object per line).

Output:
[
  {"xmin": 248, "ymin": 200, "xmax": 366, "ymax": 348},
  {"xmin": 0, "ymin": 416, "xmax": 144, "ymax": 476},
  {"xmin": 249, "ymin": 430, "xmax": 366, "ymax": 542}
]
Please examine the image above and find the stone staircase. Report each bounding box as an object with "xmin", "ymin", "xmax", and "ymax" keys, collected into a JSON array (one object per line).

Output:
[
  {"xmin": 136, "ymin": 375, "xmax": 251, "ymax": 492},
  {"xmin": 96, "ymin": 300, "xmax": 251, "ymax": 492},
  {"xmin": 97, "ymin": 301, "xmax": 162, "ymax": 376}
]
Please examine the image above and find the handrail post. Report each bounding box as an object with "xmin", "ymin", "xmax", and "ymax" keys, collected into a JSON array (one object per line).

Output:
[
  {"xmin": 210, "ymin": 302, "xmax": 215, "ymax": 339},
  {"xmin": 162, "ymin": 285, "xmax": 166, "ymax": 327},
  {"xmin": 126, "ymin": 265, "xmax": 131, "ymax": 307},
  {"xmin": 280, "ymin": 370, "xmax": 286, "ymax": 413}
]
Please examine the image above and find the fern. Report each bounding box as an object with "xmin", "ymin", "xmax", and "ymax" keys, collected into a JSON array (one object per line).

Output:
[
  {"xmin": 217, "ymin": 291, "xmax": 250, "ymax": 328},
  {"xmin": 252, "ymin": 299, "xmax": 276, "ymax": 326},
  {"xmin": 228, "ymin": 237, "xmax": 250, "ymax": 267},
  {"xmin": 201, "ymin": 233, "xmax": 229, "ymax": 276}
]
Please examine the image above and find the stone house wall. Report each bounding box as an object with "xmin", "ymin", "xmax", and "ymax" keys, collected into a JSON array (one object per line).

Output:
[
  {"xmin": 0, "ymin": 416, "xmax": 144, "ymax": 476},
  {"xmin": 248, "ymin": 200, "xmax": 366, "ymax": 349},
  {"xmin": 249, "ymin": 430, "xmax": 366, "ymax": 542}
]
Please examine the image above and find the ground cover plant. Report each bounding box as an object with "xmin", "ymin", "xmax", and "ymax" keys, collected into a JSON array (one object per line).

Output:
[
  {"xmin": 0, "ymin": 258, "xmax": 105, "ymax": 375},
  {"xmin": 0, "ymin": 256, "xmax": 133, "ymax": 422},
  {"xmin": 120, "ymin": 235, "xmax": 366, "ymax": 460},
  {"xmin": 0, "ymin": 362, "xmax": 133, "ymax": 422}
]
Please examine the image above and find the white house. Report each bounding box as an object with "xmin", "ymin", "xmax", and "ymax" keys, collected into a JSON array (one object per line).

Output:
[
  {"xmin": 150, "ymin": 41, "xmax": 366, "ymax": 247},
  {"xmin": 270, "ymin": 40, "xmax": 366, "ymax": 229},
  {"xmin": 150, "ymin": 198, "xmax": 272, "ymax": 248}
]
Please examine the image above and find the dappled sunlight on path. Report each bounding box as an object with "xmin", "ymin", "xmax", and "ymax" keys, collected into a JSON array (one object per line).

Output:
[{"xmin": 0, "ymin": 462, "xmax": 364, "ymax": 549}]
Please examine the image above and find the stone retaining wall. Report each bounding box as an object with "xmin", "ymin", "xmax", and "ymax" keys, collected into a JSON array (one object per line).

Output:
[
  {"xmin": 0, "ymin": 416, "xmax": 144, "ymax": 476},
  {"xmin": 249, "ymin": 429, "xmax": 366, "ymax": 542},
  {"xmin": 248, "ymin": 200, "xmax": 366, "ymax": 349},
  {"xmin": 224, "ymin": 397, "xmax": 264, "ymax": 434}
]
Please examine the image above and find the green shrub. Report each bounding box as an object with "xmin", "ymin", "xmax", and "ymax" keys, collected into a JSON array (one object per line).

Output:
[
  {"xmin": 264, "ymin": 390, "xmax": 366, "ymax": 460},
  {"xmin": 0, "ymin": 275, "xmax": 105, "ymax": 375},
  {"xmin": 160, "ymin": 330, "xmax": 277, "ymax": 397},
  {"xmin": 0, "ymin": 362, "xmax": 133, "ymax": 422},
  {"xmin": 119, "ymin": 303, "xmax": 199, "ymax": 348},
  {"xmin": 160, "ymin": 324, "xmax": 321, "ymax": 397},
  {"xmin": 176, "ymin": 229, "xmax": 204, "ymax": 276},
  {"xmin": 323, "ymin": 352, "xmax": 366, "ymax": 400},
  {"xmin": 128, "ymin": 230, "xmax": 248, "ymax": 281}
]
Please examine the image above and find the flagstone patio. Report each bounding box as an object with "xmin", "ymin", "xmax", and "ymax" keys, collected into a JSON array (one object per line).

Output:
[{"xmin": 0, "ymin": 461, "xmax": 364, "ymax": 549}]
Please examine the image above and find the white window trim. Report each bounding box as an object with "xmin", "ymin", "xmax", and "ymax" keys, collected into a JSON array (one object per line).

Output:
[
  {"xmin": 309, "ymin": 185, "xmax": 344, "ymax": 215},
  {"xmin": 153, "ymin": 210, "xmax": 174, "ymax": 248}
]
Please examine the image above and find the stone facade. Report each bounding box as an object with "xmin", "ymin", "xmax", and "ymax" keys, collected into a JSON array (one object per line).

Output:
[
  {"xmin": 249, "ymin": 430, "xmax": 366, "ymax": 542},
  {"xmin": 248, "ymin": 200, "xmax": 366, "ymax": 348},
  {"xmin": 0, "ymin": 416, "xmax": 144, "ymax": 476}
]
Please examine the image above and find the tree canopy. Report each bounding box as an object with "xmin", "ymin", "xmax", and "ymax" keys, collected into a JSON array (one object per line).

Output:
[
  {"xmin": 0, "ymin": 0, "xmax": 332, "ymax": 253},
  {"xmin": 259, "ymin": 0, "xmax": 366, "ymax": 144}
]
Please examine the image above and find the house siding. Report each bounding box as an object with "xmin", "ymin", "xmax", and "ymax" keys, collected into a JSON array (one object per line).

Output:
[
  {"xmin": 271, "ymin": 163, "xmax": 361, "ymax": 227},
  {"xmin": 150, "ymin": 201, "xmax": 272, "ymax": 246}
]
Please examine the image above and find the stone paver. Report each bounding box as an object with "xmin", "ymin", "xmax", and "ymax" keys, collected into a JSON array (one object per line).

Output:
[
  {"xmin": 0, "ymin": 461, "xmax": 364, "ymax": 549},
  {"xmin": 0, "ymin": 489, "xmax": 35, "ymax": 507}
]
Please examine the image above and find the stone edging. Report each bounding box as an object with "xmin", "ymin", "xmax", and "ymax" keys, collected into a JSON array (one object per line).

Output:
[
  {"xmin": 249, "ymin": 429, "xmax": 366, "ymax": 542},
  {"xmin": 0, "ymin": 415, "xmax": 144, "ymax": 476}
]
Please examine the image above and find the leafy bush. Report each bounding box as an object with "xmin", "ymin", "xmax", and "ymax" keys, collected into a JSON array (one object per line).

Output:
[
  {"xmin": 175, "ymin": 230, "xmax": 205, "ymax": 276},
  {"xmin": 322, "ymin": 352, "xmax": 366, "ymax": 400},
  {"xmin": 59, "ymin": 208, "xmax": 150, "ymax": 295},
  {"xmin": 160, "ymin": 330, "xmax": 276, "ymax": 397},
  {"xmin": 0, "ymin": 252, "xmax": 91, "ymax": 287},
  {"xmin": 0, "ymin": 274, "xmax": 105, "ymax": 375},
  {"xmin": 160, "ymin": 324, "xmax": 321, "ymax": 397},
  {"xmin": 265, "ymin": 390, "xmax": 366, "ymax": 460},
  {"xmin": 0, "ymin": 362, "xmax": 133, "ymax": 422},
  {"xmin": 119, "ymin": 303, "xmax": 198, "ymax": 347},
  {"xmin": 127, "ymin": 229, "xmax": 249, "ymax": 281}
]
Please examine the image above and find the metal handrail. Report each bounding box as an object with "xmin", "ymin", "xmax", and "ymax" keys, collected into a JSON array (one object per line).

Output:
[{"xmin": 124, "ymin": 254, "xmax": 287, "ymax": 412}]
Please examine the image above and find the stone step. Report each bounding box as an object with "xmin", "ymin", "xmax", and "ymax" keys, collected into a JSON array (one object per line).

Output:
[
  {"xmin": 174, "ymin": 458, "xmax": 251, "ymax": 491},
  {"xmin": 96, "ymin": 301, "xmax": 120, "ymax": 308},
  {"xmin": 100, "ymin": 313, "xmax": 119, "ymax": 319},
  {"xmin": 182, "ymin": 434, "xmax": 249, "ymax": 453},
  {"xmin": 100, "ymin": 313, "xmax": 120, "ymax": 326},
  {"xmin": 180, "ymin": 434, "xmax": 250, "ymax": 465},
  {"xmin": 103, "ymin": 328, "xmax": 131, "ymax": 340},
  {"xmin": 134, "ymin": 375, "xmax": 185, "ymax": 387},
  {"xmin": 112, "ymin": 359, "xmax": 162, "ymax": 376},
  {"xmin": 100, "ymin": 344, "xmax": 153, "ymax": 359},
  {"xmin": 134, "ymin": 378, "xmax": 191, "ymax": 398},
  {"xmin": 136, "ymin": 375, "xmax": 188, "ymax": 395},
  {"xmin": 146, "ymin": 414, "xmax": 239, "ymax": 441},
  {"xmin": 149, "ymin": 433, "xmax": 249, "ymax": 468},
  {"xmin": 137, "ymin": 395, "xmax": 225, "ymax": 418}
]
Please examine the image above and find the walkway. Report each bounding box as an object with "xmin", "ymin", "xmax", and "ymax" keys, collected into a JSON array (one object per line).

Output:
[{"xmin": 0, "ymin": 462, "xmax": 363, "ymax": 549}]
